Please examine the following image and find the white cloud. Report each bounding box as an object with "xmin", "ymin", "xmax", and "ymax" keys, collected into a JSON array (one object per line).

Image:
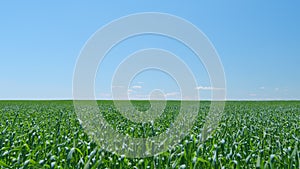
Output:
[
  {"xmin": 259, "ymin": 86, "xmax": 265, "ymax": 90},
  {"xmin": 165, "ymin": 92, "xmax": 180, "ymax": 97},
  {"xmin": 137, "ymin": 81, "xmax": 144, "ymax": 84},
  {"xmin": 195, "ymin": 86, "xmax": 224, "ymax": 90},
  {"xmin": 129, "ymin": 94, "xmax": 148, "ymax": 100},
  {"xmin": 132, "ymin": 85, "xmax": 142, "ymax": 89}
]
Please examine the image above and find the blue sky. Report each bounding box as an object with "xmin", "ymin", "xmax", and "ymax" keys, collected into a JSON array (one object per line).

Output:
[{"xmin": 0, "ymin": 1, "xmax": 299, "ymax": 100}]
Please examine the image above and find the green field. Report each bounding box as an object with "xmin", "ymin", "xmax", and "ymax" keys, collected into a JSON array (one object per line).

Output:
[{"xmin": 0, "ymin": 101, "xmax": 299, "ymax": 168}]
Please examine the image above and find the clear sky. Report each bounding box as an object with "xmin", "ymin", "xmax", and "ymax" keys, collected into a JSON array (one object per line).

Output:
[{"xmin": 0, "ymin": 1, "xmax": 299, "ymax": 100}]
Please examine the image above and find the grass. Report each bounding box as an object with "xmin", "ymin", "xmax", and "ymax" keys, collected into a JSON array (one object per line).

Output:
[{"xmin": 0, "ymin": 100, "xmax": 299, "ymax": 168}]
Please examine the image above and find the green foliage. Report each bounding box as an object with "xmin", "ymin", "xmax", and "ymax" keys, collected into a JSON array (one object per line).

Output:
[{"xmin": 0, "ymin": 101, "xmax": 299, "ymax": 168}]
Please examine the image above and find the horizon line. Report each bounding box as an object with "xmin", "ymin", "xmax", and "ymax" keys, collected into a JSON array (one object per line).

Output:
[{"xmin": 0, "ymin": 98, "xmax": 300, "ymax": 101}]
